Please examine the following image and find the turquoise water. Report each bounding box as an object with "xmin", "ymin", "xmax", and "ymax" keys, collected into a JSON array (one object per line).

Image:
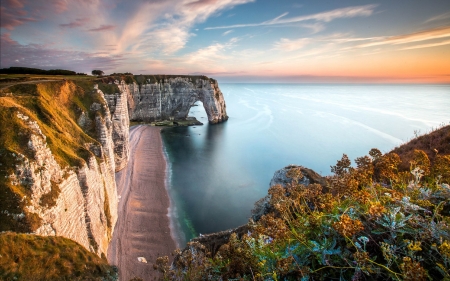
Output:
[{"xmin": 161, "ymin": 83, "xmax": 450, "ymax": 246}]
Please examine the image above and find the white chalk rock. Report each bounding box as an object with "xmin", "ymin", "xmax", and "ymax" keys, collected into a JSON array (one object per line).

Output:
[{"xmin": 137, "ymin": 257, "xmax": 148, "ymax": 263}]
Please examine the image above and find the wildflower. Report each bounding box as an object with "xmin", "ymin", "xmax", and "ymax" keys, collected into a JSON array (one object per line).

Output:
[
  {"xmin": 353, "ymin": 251, "xmax": 369, "ymax": 266},
  {"xmin": 368, "ymin": 202, "xmax": 385, "ymax": 217},
  {"xmin": 333, "ymin": 214, "xmax": 364, "ymax": 237},
  {"xmin": 358, "ymin": 236, "xmax": 369, "ymax": 246},
  {"xmin": 439, "ymin": 240, "xmax": 450, "ymax": 258},
  {"xmin": 400, "ymin": 257, "xmax": 427, "ymax": 281},
  {"xmin": 406, "ymin": 240, "xmax": 422, "ymax": 252},
  {"xmin": 380, "ymin": 242, "xmax": 396, "ymax": 266}
]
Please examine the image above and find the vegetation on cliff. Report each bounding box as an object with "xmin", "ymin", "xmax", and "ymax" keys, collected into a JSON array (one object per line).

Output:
[
  {"xmin": 156, "ymin": 127, "xmax": 450, "ymax": 280},
  {"xmin": 0, "ymin": 233, "xmax": 117, "ymax": 281},
  {"xmin": 0, "ymin": 80, "xmax": 108, "ymax": 232}
]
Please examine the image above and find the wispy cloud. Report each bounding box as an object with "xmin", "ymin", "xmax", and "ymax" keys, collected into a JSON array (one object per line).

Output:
[
  {"xmin": 204, "ymin": 4, "xmax": 378, "ymax": 30},
  {"xmin": 425, "ymin": 12, "xmax": 450, "ymax": 23},
  {"xmin": 300, "ymin": 23, "xmax": 325, "ymax": 34},
  {"xmin": 356, "ymin": 26, "xmax": 450, "ymax": 48},
  {"xmin": 5, "ymin": 0, "xmax": 25, "ymax": 9},
  {"xmin": 222, "ymin": 30, "xmax": 234, "ymax": 36},
  {"xmin": 273, "ymin": 38, "xmax": 310, "ymax": 52},
  {"xmin": 113, "ymin": 0, "xmax": 254, "ymax": 55},
  {"xmin": 400, "ymin": 39, "xmax": 450, "ymax": 50},
  {"xmin": 183, "ymin": 37, "xmax": 239, "ymax": 65},
  {"xmin": 88, "ymin": 24, "xmax": 116, "ymax": 32},
  {"xmin": 60, "ymin": 18, "xmax": 89, "ymax": 28},
  {"xmin": 0, "ymin": 5, "xmax": 37, "ymax": 30}
]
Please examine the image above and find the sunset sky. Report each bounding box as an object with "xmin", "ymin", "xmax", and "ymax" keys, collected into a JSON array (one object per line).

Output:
[{"xmin": 1, "ymin": 0, "xmax": 450, "ymax": 83}]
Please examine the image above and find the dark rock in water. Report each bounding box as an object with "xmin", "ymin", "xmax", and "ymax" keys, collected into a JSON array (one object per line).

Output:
[{"xmin": 252, "ymin": 165, "xmax": 327, "ymax": 222}]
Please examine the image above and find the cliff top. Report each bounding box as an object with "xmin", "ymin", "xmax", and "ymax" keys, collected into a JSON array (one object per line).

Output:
[{"xmin": 100, "ymin": 74, "xmax": 216, "ymax": 85}]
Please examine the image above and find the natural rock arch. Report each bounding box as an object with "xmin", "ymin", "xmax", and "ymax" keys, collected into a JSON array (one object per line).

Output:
[{"xmin": 121, "ymin": 77, "xmax": 228, "ymax": 124}]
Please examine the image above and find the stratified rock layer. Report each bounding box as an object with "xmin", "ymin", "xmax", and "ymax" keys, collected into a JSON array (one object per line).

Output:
[
  {"xmin": 104, "ymin": 83, "xmax": 130, "ymax": 172},
  {"xmin": 125, "ymin": 77, "xmax": 228, "ymax": 124},
  {"xmin": 3, "ymin": 82, "xmax": 121, "ymax": 257},
  {"xmin": 12, "ymin": 111, "xmax": 117, "ymax": 256}
]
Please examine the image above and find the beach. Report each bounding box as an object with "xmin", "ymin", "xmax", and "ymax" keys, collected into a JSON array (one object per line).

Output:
[{"xmin": 108, "ymin": 125, "xmax": 176, "ymax": 280}]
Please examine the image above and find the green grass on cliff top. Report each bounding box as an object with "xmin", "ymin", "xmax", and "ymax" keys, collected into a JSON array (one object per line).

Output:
[{"xmin": 0, "ymin": 232, "xmax": 117, "ymax": 281}]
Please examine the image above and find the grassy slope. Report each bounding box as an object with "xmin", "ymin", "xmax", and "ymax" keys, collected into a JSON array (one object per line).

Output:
[
  {"xmin": 391, "ymin": 125, "xmax": 450, "ymax": 171},
  {"xmin": 0, "ymin": 80, "xmax": 109, "ymax": 232},
  {"xmin": 0, "ymin": 233, "xmax": 117, "ymax": 281}
]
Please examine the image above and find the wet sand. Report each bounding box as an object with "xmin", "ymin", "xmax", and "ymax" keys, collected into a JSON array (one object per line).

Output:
[{"xmin": 108, "ymin": 125, "xmax": 176, "ymax": 281}]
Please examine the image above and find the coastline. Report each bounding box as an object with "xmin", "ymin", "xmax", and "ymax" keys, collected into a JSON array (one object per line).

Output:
[
  {"xmin": 108, "ymin": 125, "xmax": 177, "ymax": 280},
  {"xmin": 162, "ymin": 136, "xmax": 185, "ymax": 248}
]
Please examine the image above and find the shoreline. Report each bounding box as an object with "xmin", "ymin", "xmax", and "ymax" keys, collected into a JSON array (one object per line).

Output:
[
  {"xmin": 162, "ymin": 137, "xmax": 184, "ymax": 248},
  {"xmin": 108, "ymin": 125, "xmax": 177, "ymax": 280}
]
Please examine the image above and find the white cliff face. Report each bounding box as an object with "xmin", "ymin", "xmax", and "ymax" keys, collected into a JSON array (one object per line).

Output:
[
  {"xmin": 104, "ymin": 81, "xmax": 130, "ymax": 172},
  {"xmin": 8, "ymin": 86, "xmax": 120, "ymax": 257},
  {"xmin": 126, "ymin": 77, "xmax": 228, "ymax": 124}
]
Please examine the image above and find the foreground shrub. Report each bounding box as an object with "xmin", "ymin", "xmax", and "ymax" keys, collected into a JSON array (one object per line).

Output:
[{"xmin": 156, "ymin": 148, "xmax": 450, "ymax": 280}]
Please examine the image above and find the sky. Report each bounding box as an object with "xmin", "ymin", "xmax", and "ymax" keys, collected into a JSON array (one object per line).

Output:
[{"xmin": 1, "ymin": 0, "xmax": 450, "ymax": 83}]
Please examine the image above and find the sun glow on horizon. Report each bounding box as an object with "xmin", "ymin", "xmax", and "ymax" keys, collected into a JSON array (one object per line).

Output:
[{"xmin": 1, "ymin": 1, "xmax": 449, "ymax": 83}]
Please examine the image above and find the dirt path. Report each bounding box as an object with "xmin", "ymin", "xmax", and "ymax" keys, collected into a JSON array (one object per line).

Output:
[{"xmin": 108, "ymin": 125, "xmax": 176, "ymax": 281}]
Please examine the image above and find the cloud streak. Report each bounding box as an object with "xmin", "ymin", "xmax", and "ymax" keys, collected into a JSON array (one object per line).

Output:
[
  {"xmin": 222, "ymin": 30, "xmax": 234, "ymax": 36},
  {"xmin": 88, "ymin": 24, "xmax": 116, "ymax": 32},
  {"xmin": 60, "ymin": 18, "xmax": 88, "ymax": 28},
  {"xmin": 400, "ymin": 39, "xmax": 450, "ymax": 50},
  {"xmin": 425, "ymin": 12, "xmax": 450, "ymax": 23},
  {"xmin": 0, "ymin": 6, "xmax": 37, "ymax": 30},
  {"xmin": 204, "ymin": 4, "xmax": 378, "ymax": 30},
  {"xmin": 356, "ymin": 26, "xmax": 450, "ymax": 48},
  {"xmin": 273, "ymin": 38, "xmax": 310, "ymax": 52}
]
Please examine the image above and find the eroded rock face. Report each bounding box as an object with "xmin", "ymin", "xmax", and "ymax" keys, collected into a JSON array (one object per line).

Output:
[
  {"xmin": 9, "ymin": 95, "xmax": 118, "ymax": 257},
  {"xmin": 125, "ymin": 77, "xmax": 228, "ymax": 124},
  {"xmin": 103, "ymin": 84, "xmax": 130, "ymax": 172}
]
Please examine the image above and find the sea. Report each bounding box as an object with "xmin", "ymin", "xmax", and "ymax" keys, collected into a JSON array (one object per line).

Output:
[{"xmin": 161, "ymin": 83, "xmax": 450, "ymax": 246}]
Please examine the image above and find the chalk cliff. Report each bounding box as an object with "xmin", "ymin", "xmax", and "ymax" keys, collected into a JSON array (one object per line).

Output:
[
  {"xmin": 119, "ymin": 76, "xmax": 228, "ymax": 124},
  {"xmin": 103, "ymin": 83, "xmax": 130, "ymax": 172},
  {"xmin": 0, "ymin": 75, "xmax": 228, "ymax": 259},
  {"xmin": 0, "ymin": 81, "xmax": 119, "ymax": 257}
]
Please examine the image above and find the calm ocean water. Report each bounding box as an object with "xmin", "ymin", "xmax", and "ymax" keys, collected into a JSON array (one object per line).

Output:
[{"xmin": 161, "ymin": 83, "xmax": 450, "ymax": 246}]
